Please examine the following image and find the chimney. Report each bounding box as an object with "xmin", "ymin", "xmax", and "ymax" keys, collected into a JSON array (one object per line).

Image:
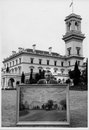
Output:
[
  {"xmin": 12, "ymin": 51, "xmax": 16, "ymax": 55},
  {"xmin": 49, "ymin": 47, "xmax": 52, "ymax": 55},
  {"xmin": 18, "ymin": 47, "xmax": 24, "ymax": 52},
  {"xmin": 32, "ymin": 44, "xmax": 36, "ymax": 52}
]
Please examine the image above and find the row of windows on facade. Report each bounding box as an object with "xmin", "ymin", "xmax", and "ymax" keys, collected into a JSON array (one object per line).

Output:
[
  {"xmin": 5, "ymin": 58, "xmax": 64, "ymax": 67},
  {"xmin": 30, "ymin": 59, "xmax": 80, "ymax": 66},
  {"xmin": 67, "ymin": 47, "xmax": 80, "ymax": 56},
  {"xmin": 3, "ymin": 66, "xmax": 21, "ymax": 74},
  {"xmin": 4, "ymin": 58, "xmax": 21, "ymax": 68},
  {"xmin": 4, "ymin": 58, "xmax": 80, "ymax": 68},
  {"xmin": 4, "ymin": 67, "xmax": 65, "ymax": 75},
  {"xmin": 31, "ymin": 59, "xmax": 65, "ymax": 66}
]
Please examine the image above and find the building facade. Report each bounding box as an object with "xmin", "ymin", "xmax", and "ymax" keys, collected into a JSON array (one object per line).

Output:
[{"xmin": 1, "ymin": 13, "xmax": 85, "ymax": 89}]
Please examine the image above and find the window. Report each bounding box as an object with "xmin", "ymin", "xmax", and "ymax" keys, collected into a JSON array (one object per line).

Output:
[
  {"xmin": 15, "ymin": 68, "xmax": 17, "ymax": 73},
  {"xmin": 76, "ymin": 47, "xmax": 80, "ymax": 55},
  {"xmin": 10, "ymin": 62, "xmax": 11, "ymax": 67},
  {"xmin": 61, "ymin": 61, "xmax": 64, "ymax": 67},
  {"xmin": 54, "ymin": 68, "xmax": 58, "ymax": 72},
  {"xmin": 78, "ymin": 61, "xmax": 80, "ymax": 66},
  {"xmin": 4, "ymin": 64, "xmax": 6, "ymax": 68},
  {"xmin": 60, "ymin": 69, "xmax": 64, "ymax": 74},
  {"xmin": 18, "ymin": 66, "xmax": 21, "ymax": 74},
  {"xmin": 68, "ymin": 49, "xmax": 71, "ymax": 55},
  {"xmin": 77, "ymin": 49, "xmax": 80, "ymax": 55},
  {"xmin": 7, "ymin": 63, "xmax": 8, "ymax": 67},
  {"xmin": 54, "ymin": 61, "xmax": 57, "ymax": 66},
  {"xmin": 75, "ymin": 22, "xmax": 78, "ymax": 30},
  {"xmin": 67, "ymin": 47, "xmax": 71, "ymax": 55},
  {"xmin": 19, "ymin": 58, "xmax": 21, "ymax": 64},
  {"xmin": 31, "ymin": 58, "xmax": 34, "ymax": 64},
  {"xmin": 16, "ymin": 59, "xmax": 18, "ymax": 65},
  {"xmin": 68, "ymin": 22, "xmax": 71, "ymax": 31},
  {"xmin": 39, "ymin": 69, "xmax": 41, "ymax": 74},
  {"xmin": 13, "ymin": 61, "xmax": 14, "ymax": 66},
  {"xmin": 39, "ymin": 59, "xmax": 42, "ymax": 65},
  {"xmin": 69, "ymin": 61, "xmax": 70, "ymax": 66},
  {"xmin": 47, "ymin": 60, "xmax": 49, "ymax": 65}
]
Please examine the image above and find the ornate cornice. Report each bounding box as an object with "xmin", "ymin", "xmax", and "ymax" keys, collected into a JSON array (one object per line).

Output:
[{"xmin": 62, "ymin": 31, "xmax": 85, "ymax": 42}]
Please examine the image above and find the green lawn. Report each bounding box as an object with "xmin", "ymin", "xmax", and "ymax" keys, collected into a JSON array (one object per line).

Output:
[{"xmin": 1, "ymin": 90, "xmax": 88, "ymax": 127}]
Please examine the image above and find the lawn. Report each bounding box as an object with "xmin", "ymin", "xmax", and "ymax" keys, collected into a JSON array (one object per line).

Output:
[
  {"xmin": 19, "ymin": 110, "xmax": 66, "ymax": 121},
  {"xmin": 1, "ymin": 89, "xmax": 88, "ymax": 127}
]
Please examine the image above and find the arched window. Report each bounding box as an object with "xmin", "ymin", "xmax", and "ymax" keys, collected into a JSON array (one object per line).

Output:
[
  {"xmin": 75, "ymin": 22, "xmax": 78, "ymax": 30},
  {"xmin": 68, "ymin": 22, "xmax": 71, "ymax": 31}
]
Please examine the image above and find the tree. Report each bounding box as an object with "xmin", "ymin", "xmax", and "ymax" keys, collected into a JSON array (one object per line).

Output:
[
  {"xmin": 34, "ymin": 69, "xmax": 46, "ymax": 83},
  {"xmin": 21, "ymin": 72, "xmax": 25, "ymax": 83},
  {"xmin": 66, "ymin": 78, "xmax": 71, "ymax": 84},
  {"xmin": 69, "ymin": 70, "xmax": 75, "ymax": 79},
  {"xmin": 6, "ymin": 66, "xmax": 10, "ymax": 73},
  {"xmin": 47, "ymin": 100, "xmax": 53, "ymax": 110},
  {"xmin": 35, "ymin": 73, "xmax": 40, "ymax": 83},
  {"xmin": 39, "ymin": 69, "xmax": 45, "ymax": 79},
  {"xmin": 42, "ymin": 104, "xmax": 45, "ymax": 110},
  {"xmin": 29, "ymin": 71, "xmax": 36, "ymax": 84},
  {"xmin": 80, "ymin": 59, "xmax": 88, "ymax": 89},
  {"xmin": 60, "ymin": 99, "xmax": 66, "ymax": 110},
  {"xmin": 69, "ymin": 61, "xmax": 81, "ymax": 85},
  {"xmin": 82, "ymin": 59, "xmax": 88, "ymax": 85},
  {"xmin": 73, "ymin": 61, "xmax": 81, "ymax": 85}
]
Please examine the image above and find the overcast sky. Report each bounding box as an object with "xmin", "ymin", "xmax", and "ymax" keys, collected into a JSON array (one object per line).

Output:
[{"xmin": 0, "ymin": 0, "xmax": 89, "ymax": 64}]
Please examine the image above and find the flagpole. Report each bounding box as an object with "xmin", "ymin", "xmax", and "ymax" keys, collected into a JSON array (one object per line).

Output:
[{"xmin": 72, "ymin": 0, "xmax": 74, "ymax": 13}]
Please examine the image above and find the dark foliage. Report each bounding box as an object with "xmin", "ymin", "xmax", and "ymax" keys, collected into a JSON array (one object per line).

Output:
[
  {"xmin": 6, "ymin": 67, "xmax": 10, "ymax": 73},
  {"xmin": 69, "ymin": 61, "xmax": 81, "ymax": 85},
  {"xmin": 34, "ymin": 70, "xmax": 45, "ymax": 83},
  {"xmin": 29, "ymin": 71, "xmax": 35, "ymax": 84},
  {"xmin": 73, "ymin": 61, "xmax": 81, "ymax": 85},
  {"xmin": 81, "ymin": 59, "xmax": 88, "ymax": 85},
  {"xmin": 42, "ymin": 104, "xmax": 45, "ymax": 109},
  {"xmin": 5, "ymin": 88, "xmax": 16, "ymax": 90},
  {"xmin": 35, "ymin": 73, "xmax": 41, "ymax": 83},
  {"xmin": 66, "ymin": 78, "xmax": 71, "ymax": 84},
  {"xmin": 69, "ymin": 84, "xmax": 87, "ymax": 91},
  {"xmin": 59, "ymin": 99, "xmax": 66, "ymax": 110},
  {"xmin": 69, "ymin": 70, "xmax": 75, "ymax": 79},
  {"xmin": 45, "ymin": 100, "xmax": 53, "ymax": 110},
  {"xmin": 21, "ymin": 72, "xmax": 25, "ymax": 83},
  {"xmin": 19, "ymin": 110, "xmax": 29, "ymax": 116}
]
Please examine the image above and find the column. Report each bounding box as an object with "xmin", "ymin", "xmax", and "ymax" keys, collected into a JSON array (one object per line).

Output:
[
  {"xmin": 4, "ymin": 77, "xmax": 8, "ymax": 89},
  {"xmin": 78, "ymin": 22, "xmax": 81, "ymax": 32},
  {"xmin": 71, "ymin": 20, "xmax": 75, "ymax": 30}
]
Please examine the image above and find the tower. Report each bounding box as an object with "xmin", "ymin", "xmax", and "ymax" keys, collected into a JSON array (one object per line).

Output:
[{"xmin": 62, "ymin": 13, "xmax": 85, "ymax": 68}]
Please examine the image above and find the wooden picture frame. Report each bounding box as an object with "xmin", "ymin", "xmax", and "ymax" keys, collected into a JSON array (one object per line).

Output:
[{"xmin": 16, "ymin": 84, "xmax": 70, "ymax": 126}]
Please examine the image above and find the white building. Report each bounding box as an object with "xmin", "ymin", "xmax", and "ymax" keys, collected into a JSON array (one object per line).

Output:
[{"xmin": 1, "ymin": 13, "xmax": 85, "ymax": 89}]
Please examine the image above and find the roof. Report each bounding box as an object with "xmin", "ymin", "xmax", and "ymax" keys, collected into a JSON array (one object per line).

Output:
[
  {"xmin": 26, "ymin": 48, "xmax": 62, "ymax": 57},
  {"xmin": 65, "ymin": 13, "xmax": 82, "ymax": 21},
  {"xmin": 3, "ymin": 48, "xmax": 65, "ymax": 63}
]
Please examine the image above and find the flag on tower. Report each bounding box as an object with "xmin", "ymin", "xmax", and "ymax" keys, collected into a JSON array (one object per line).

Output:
[{"xmin": 69, "ymin": 1, "xmax": 73, "ymax": 7}]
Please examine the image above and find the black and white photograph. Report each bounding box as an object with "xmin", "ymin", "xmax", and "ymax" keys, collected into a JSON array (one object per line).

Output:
[{"xmin": 1, "ymin": 0, "xmax": 88, "ymax": 128}]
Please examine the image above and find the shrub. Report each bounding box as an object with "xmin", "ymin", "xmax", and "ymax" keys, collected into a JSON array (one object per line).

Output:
[
  {"xmin": 59, "ymin": 99, "xmax": 66, "ymax": 110},
  {"xmin": 5, "ymin": 88, "xmax": 16, "ymax": 90}
]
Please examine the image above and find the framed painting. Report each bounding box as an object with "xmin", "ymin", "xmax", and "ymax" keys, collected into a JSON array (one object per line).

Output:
[{"xmin": 16, "ymin": 84, "xmax": 70, "ymax": 126}]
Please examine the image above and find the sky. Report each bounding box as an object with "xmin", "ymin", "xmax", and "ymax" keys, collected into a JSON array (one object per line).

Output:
[{"xmin": 0, "ymin": 0, "xmax": 89, "ymax": 65}]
